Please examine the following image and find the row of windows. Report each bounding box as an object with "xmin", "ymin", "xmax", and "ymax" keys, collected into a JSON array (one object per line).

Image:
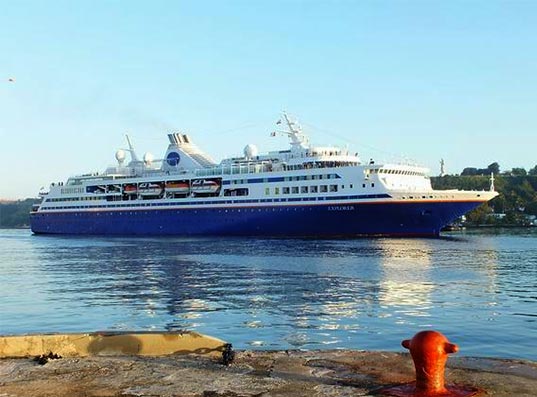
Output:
[
  {"xmin": 47, "ymin": 196, "xmax": 104, "ymax": 202},
  {"xmin": 60, "ymin": 187, "xmax": 84, "ymax": 194},
  {"xmin": 38, "ymin": 193, "xmax": 392, "ymax": 211},
  {"xmin": 272, "ymin": 185, "xmax": 340, "ymax": 195},
  {"xmin": 230, "ymin": 173, "xmax": 339, "ymax": 185},
  {"xmin": 49, "ymin": 207, "xmax": 317, "ymax": 217},
  {"xmin": 264, "ymin": 183, "xmax": 378, "ymax": 195},
  {"xmin": 368, "ymin": 168, "xmax": 427, "ymax": 177},
  {"xmin": 283, "ymin": 162, "xmax": 355, "ymax": 171}
]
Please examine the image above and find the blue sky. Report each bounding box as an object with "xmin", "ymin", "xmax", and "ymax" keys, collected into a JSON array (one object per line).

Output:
[{"xmin": 1, "ymin": 0, "xmax": 536, "ymax": 199}]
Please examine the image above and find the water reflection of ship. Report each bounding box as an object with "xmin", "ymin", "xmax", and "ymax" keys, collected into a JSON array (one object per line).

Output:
[
  {"xmin": 35, "ymin": 237, "xmax": 501, "ymax": 347},
  {"xmin": 377, "ymin": 239, "xmax": 434, "ymax": 316}
]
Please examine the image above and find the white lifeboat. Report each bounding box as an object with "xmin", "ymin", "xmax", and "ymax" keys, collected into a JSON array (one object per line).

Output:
[
  {"xmin": 191, "ymin": 180, "xmax": 220, "ymax": 194},
  {"xmin": 139, "ymin": 183, "xmax": 164, "ymax": 196}
]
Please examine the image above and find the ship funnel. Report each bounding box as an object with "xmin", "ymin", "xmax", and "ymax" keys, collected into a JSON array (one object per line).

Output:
[
  {"xmin": 168, "ymin": 133, "xmax": 183, "ymax": 145},
  {"xmin": 162, "ymin": 132, "xmax": 217, "ymax": 172},
  {"xmin": 167, "ymin": 133, "xmax": 193, "ymax": 145}
]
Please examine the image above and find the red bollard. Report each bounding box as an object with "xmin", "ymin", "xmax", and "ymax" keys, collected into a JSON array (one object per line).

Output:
[{"xmin": 381, "ymin": 331, "xmax": 480, "ymax": 397}]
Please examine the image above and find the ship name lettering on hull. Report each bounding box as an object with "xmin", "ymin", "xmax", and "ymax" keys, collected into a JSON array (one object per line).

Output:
[{"xmin": 327, "ymin": 205, "xmax": 355, "ymax": 211}]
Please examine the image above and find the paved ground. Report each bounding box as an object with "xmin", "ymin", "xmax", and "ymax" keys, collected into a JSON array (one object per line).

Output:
[{"xmin": 1, "ymin": 350, "xmax": 536, "ymax": 397}]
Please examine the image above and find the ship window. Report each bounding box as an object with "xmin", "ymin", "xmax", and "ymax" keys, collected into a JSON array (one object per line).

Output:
[
  {"xmin": 350, "ymin": 184, "xmax": 353, "ymax": 188},
  {"xmin": 330, "ymin": 185, "xmax": 338, "ymax": 192},
  {"xmin": 283, "ymin": 187, "xmax": 290, "ymax": 194},
  {"xmin": 265, "ymin": 188, "xmax": 269, "ymax": 195},
  {"xmin": 292, "ymin": 187, "xmax": 299, "ymax": 194},
  {"xmin": 362, "ymin": 184, "xmax": 366, "ymax": 188},
  {"xmin": 275, "ymin": 187, "xmax": 280, "ymax": 195},
  {"xmin": 310, "ymin": 186, "xmax": 318, "ymax": 193},
  {"xmin": 371, "ymin": 183, "xmax": 375, "ymax": 188},
  {"xmin": 320, "ymin": 185, "xmax": 328, "ymax": 193},
  {"xmin": 224, "ymin": 188, "xmax": 249, "ymax": 196}
]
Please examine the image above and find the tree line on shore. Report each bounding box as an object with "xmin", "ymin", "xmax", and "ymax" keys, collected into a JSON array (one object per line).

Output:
[
  {"xmin": 433, "ymin": 163, "xmax": 537, "ymax": 226},
  {"xmin": 0, "ymin": 199, "xmax": 39, "ymax": 228},
  {"xmin": 1, "ymin": 163, "xmax": 537, "ymax": 228}
]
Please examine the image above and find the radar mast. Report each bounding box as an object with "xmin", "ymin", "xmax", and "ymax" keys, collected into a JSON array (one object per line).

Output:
[{"xmin": 274, "ymin": 112, "xmax": 310, "ymax": 150}]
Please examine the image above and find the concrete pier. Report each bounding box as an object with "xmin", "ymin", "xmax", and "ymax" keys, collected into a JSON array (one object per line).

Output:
[{"xmin": 1, "ymin": 350, "xmax": 536, "ymax": 397}]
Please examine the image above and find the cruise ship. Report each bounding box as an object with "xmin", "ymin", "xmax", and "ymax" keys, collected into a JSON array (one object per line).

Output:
[{"xmin": 30, "ymin": 114, "xmax": 498, "ymax": 236}]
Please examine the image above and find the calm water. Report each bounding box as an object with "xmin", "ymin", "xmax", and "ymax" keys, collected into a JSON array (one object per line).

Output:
[{"xmin": 1, "ymin": 229, "xmax": 536, "ymax": 361}]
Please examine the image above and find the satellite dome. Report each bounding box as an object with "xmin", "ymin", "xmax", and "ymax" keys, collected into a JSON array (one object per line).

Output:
[
  {"xmin": 115, "ymin": 149, "xmax": 126, "ymax": 164},
  {"xmin": 143, "ymin": 152, "xmax": 154, "ymax": 165},
  {"xmin": 243, "ymin": 144, "xmax": 258, "ymax": 159}
]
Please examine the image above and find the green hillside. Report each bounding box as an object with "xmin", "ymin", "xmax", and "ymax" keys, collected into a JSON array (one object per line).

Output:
[
  {"xmin": 0, "ymin": 199, "xmax": 39, "ymax": 228},
  {"xmin": 432, "ymin": 169, "xmax": 537, "ymax": 226}
]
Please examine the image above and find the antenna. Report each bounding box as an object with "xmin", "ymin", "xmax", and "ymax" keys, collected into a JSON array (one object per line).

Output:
[
  {"xmin": 274, "ymin": 112, "xmax": 309, "ymax": 149},
  {"xmin": 125, "ymin": 134, "xmax": 139, "ymax": 162},
  {"xmin": 490, "ymin": 172, "xmax": 495, "ymax": 192}
]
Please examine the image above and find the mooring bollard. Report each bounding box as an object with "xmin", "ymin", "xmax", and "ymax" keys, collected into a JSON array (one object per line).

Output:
[{"xmin": 381, "ymin": 330, "xmax": 480, "ymax": 396}]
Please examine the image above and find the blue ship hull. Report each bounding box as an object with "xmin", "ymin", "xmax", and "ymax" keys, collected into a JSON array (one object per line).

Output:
[{"xmin": 30, "ymin": 200, "xmax": 483, "ymax": 237}]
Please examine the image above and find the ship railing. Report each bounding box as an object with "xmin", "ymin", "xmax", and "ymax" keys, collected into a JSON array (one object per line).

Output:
[{"xmin": 195, "ymin": 163, "xmax": 273, "ymax": 177}]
